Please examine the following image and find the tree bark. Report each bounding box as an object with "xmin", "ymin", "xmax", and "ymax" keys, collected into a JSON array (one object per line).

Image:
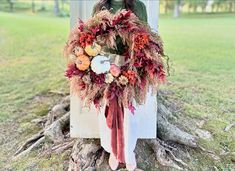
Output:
[
  {"xmin": 14, "ymin": 92, "xmax": 200, "ymax": 170},
  {"xmin": 32, "ymin": 0, "xmax": 35, "ymax": 13},
  {"xmin": 164, "ymin": 0, "xmax": 168, "ymax": 14},
  {"xmin": 229, "ymin": 2, "xmax": 233, "ymax": 12},
  {"xmin": 193, "ymin": 5, "xmax": 197, "ymax": 13},
  {"xmin": 7, "ymin": 0, "xmax": 13, "ymax": 12},
  {"xmin": 173, "ymin": 0, "xmax": 180, "ymax": 18},
  {"xmin": 54, "ymin": 0, "xmax": 60, "ymax": 16},
  {"xmin": 40, "ymin": 0, "xmax": 46, "ymax": 11}
]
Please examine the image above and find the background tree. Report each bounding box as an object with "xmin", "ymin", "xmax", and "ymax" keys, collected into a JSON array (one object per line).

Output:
[
  {"xmin": 7, "ymin": 0, "xmax": 14, "ymax": 12},
  {"xmin": 164, "ymin": 0, "xmax": 175, "ymax": 14},
  {"xmin": 32, "ymin": 0, "xmax": 35, "ymax": 13},
  {"xmin": 173, "ymin": 0, "xmax": 181, "ymax": 18},
  {"xmin": 185, "ymin": 0, "xmax": 207, "ymax": 13},
  {"xmin": 61, "ymin": 0, "xmax": 66, "ymax": 11},
  {"xmin": 212, "ymin": 0, "xmax": 223, "ymax": 12},
  {"xmin": 160, "ymin": 0, "xmax": 235, "ymax": 15},
  {"xmin": 40, "ymin": 0, "xmax": 46, "ymax": 11},
  {"xmin": 54, "ymin": 0, "xmax": 60, "ymax": 16},
  {"xmin": 225, "ymin": 0, "xmax": 234, "ymax": 12}
]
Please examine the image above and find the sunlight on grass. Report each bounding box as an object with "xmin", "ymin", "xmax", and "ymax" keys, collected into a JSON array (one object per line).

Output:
[
  {"xmin": 159, "ymin": 13, "xmax": 235, "ymax": 169},
  {"xmin": 0, "ymin": 11, "xmax": 235, "ymax": 170},
  {"xmin": 0, "ymin": 12, "xmax": 69, "ymax": 121}
]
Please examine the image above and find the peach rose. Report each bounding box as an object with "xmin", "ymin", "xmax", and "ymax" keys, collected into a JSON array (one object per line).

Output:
[{"xmin": 110, "ymin": 64, "xmax": 121, "ymax": 77}]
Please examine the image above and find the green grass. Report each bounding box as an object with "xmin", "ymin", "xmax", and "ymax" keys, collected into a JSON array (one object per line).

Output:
[
  {"xmin": 0, "ymin": 11, "xmax": 235, "ymax": 170},
  {"xmin": 0, "ymin": 12, "xmax": 70, "ymax": 168},
  {"xmin": 0, "ymin": 0, "xmax": 70, "ymax": 17},
  {"xmin": 159, "ymin": 13, "xmax": 235, "ymax": 169},
  {"xmin": 0, "ymin": 12, "xmax": 69, "ymax": 120}
]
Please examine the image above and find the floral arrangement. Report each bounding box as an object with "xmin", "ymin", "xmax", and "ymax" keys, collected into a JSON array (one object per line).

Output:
[{"xmin": 64, "ymin": 9, "xmax": 166, "ymax": 113}]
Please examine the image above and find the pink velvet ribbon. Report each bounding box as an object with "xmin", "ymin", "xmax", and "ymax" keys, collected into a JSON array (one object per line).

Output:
[{"xmin": 105, "ymin": 95, "xmax": 125, "ymax": 164}]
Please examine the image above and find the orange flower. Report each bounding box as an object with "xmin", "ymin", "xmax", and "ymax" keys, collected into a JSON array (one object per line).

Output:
[
  {"xmin": 122, "ymin": 70, "xmax": 137, "ymax": 85},
  {"xmin": 79, "ymin": 32, "xmax": 95, "ymax": 48},
  {"xmin": 134, "ymin": 34, "xmax": 149, "ymax": 51}
]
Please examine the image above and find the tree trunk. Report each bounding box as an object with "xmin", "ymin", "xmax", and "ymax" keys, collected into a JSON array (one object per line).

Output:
[
  {"xmin": 229, "ymin": 2, "xmax": 233, "ymax": 12},
  {"xmin": 173, "ymin": 0, "xmax": 180, "ymax": 18},
  {"xmin": 7, "ymin": 0, "xmax": 13, "ymax": 12},
  {"xmin": 14, "ymin": 92, "xmax": 202, "ymax": 170},
  {"xmin": 216, "ymin": 4, "xmax": 220, "ymax": 12},
  {"xmin": 54, "ymin": 0, "xmax": 60, "ymax": 16},
  {"xmin": 32, "ymin": 0, "xmax": 35, "ymax": 13},
  {"xmin": 61, "ymin": 0, "xmax": 65, "ymax": 11},
  {"xmin": 40, "ymin": 0, "xmax": 46, "ymax": 11},
  {"xmin": 193, "ymin": 5, "xmax": 197, "ymax": 13},
  {"xmin": 188, "ymin": 5, "xmax": 191, "ymax": 14},
  {"xmin": 164, "ymin": 0, "xmax": 168, "ymax": 14}
]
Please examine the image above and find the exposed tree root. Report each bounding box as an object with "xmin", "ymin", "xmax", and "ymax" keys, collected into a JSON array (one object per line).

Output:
[
  {"xmin": 14, "ymin": 130, "xmax": 44, "ymax": 157},
  {"xmin": 13, "ymin": 136, "xmax": 45, "ymax": 160},
  {"xmin": 44, "ymin": 112, "xmax": 70, "ymax": 144},
  {"xmin": 68, "ymin": 139, "xmax": 105, "ymax": 171},
  {"xmin": 13, "ymin": 96, "xmax": 71, "ymax": 159},
  {"xmin": 14, "ymin": 93, "xmax": 203, "ymax": 170},
  {"xmin": 146, "ymin": 139, "xmax": 186, "ymax": 170},
  {"xmin": 157, "ymin": 103, "xmax": 198, "ymax": 148},
  {"xmin": 42, "ymin": 139, "xmax": 75, "ymax": 157},
  {"xmin": 52, "ymin": 140, "xmax": 74, "ymax": 154}
]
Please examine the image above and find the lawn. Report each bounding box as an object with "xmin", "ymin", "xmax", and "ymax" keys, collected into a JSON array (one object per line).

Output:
[
  {"xmin": 0, "ymin": 12, "xmax": 70, "ymax": 169},
  {"xmin": 0, "ymin": 12, "xmax": 234, "ymax": 170},
  {"xmin": 159, "ymin": 13, "xmax": 235, "ymax": 170},
  {"xmin": 0, "ymin": 12, "xmax": 69, "ymax": 121}
]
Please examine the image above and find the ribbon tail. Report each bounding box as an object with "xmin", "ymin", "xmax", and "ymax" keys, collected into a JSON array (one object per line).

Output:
[{"xmin": 104, "ymin": 96, "xmax": 125, "ymax": 163}]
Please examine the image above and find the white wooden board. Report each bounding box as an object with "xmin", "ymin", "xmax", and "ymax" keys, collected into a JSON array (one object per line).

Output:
[{"xmin": 69, "ymin": 0, "xmax": 159, "ymax": 138}]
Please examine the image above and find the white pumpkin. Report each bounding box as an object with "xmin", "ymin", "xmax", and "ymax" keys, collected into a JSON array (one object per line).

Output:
[{"xmin": 91, "ymin": 55, "xmax": 110, "ymax": 74}]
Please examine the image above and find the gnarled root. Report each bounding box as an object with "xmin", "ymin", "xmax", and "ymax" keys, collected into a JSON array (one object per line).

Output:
[
  {"xmin": 146, "ymin": 139, "xmax": 187, "ymax": 170},
  {"xmin": 157, "ymin": 103, "xmax": 198, "ymax": 148},
  {"xmin": 68, "ymin": 139, "xmax": 106, "ymax": 171},
  {"xmin": 14, "ymin": 92, "xmax": 200, "ymax": 170},
  {"xmin": 44, "ymin": 112, "xmax": 70, "ymax": 144},
  {"xmin": 13, "ymin": 96, "xmax": 71, "ymax": 159}
]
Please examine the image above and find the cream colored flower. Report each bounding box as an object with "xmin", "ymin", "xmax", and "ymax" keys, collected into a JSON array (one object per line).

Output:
[
  {"xmin": 105, "ymin": 73, "xmax": 114, "ymax": 84},
  {"xmin": 119, "ymin": 75, "xmax": 128, "ymax": 85},
  {"xmin": 82, "ymin": 75, "xmax": 91, "ymax": 84},
  {"xmin": 69, "ymin": 54, "xmax": 77, "ymax": 62}
]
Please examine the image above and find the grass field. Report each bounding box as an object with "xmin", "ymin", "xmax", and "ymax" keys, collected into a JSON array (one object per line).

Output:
[
  {"xmin": 0, "ymin": 12, "xmax": 70, "ymax": 169},
  {"xmin": 159, "ymin": 13, "xmax": 235, "ymax": 170},
  {"xmin": 0, "ymin": 12, "xmax": 235, "ymax": 170}
]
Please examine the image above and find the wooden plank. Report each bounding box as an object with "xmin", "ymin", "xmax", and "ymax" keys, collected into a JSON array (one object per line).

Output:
[
  {"xmin": 142, "ymin": 0, "xmax": 159, "ymax": 31},
  {"xmin": 70, "ymin": 1, "xmax": 99, "ymax": 138},
  {"xmin": 69, "ymin": 0, "xmax": 159, "ymax": 138}
]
